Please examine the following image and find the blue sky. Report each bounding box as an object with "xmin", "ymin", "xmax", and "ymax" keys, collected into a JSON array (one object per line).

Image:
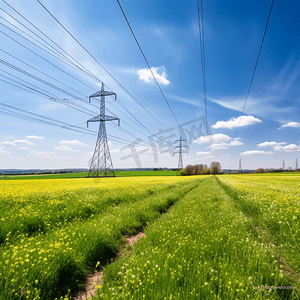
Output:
[{"xmin": 0, "ymin": 0, "xmax": 300, "ymax": 170}]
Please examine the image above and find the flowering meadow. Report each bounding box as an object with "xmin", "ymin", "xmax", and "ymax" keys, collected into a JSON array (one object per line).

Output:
[
  {"xmin": 1, "ymin": 173, "xmax": 299, "ymax": 299},
  {"xmin": 95, "ymin": 175, "xmax": 299, "ymax": 299},
  {"xmin": 0, "ymin": 176, "xmax": 200, "ymax": 299}
]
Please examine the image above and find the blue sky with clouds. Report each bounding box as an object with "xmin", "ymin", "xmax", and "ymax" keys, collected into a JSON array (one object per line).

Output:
[{"xmin": 0, "ymin": 0, "xmax": 300, "ymax": 170}]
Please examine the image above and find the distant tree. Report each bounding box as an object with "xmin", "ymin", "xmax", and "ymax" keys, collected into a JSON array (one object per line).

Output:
[
  {"xmin": 199, "ymin": 164, "xmax": 204, "ymax": 174},
  {"xmin": 177, "ymin": 169, "xmax": 186, "ymax": 176},
  {"xmin": 195, "ymin": 165, "xmax": 200, "ymax": 175},
  {"xmin": 255, "ymin": 168, "xmax": 265, "ymax": 173},
  {"xmin": 210, "ymin": 162, "xmax": 221, "ymax": 175},
  {"xmin": 205, "ymin": 168, "xmax": 211, "ymax": 175},
  {"xmin": 185, "ymin": 165, "xmax": 195, "ymax": 176}
]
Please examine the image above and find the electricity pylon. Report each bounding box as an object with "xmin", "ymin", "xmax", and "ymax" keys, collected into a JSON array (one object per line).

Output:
[
  {"xmin": 282, "ymin": 159, "xmax": 285, "ymax": 171},
  {"xmin": 296, "ymin": 159, "xmax": 298, "ymax": 170},
  {"xmin": 238, "ymin": 158, "xmax": 242, "ymax": 172},
  {"xmin": 174, "ymin": 136, "xmax": 188, "ymax": 173},
  {"xmin": 87, "ymin": 83, "xmax": 120, "ymax": 177}
]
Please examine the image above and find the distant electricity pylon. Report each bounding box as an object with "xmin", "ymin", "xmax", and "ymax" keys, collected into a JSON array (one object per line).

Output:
[
  {"xmin": 282, "ymin": 159, "xmax": 285, "ymax": 171},
  {"xmin": 87, "ymin": 83, "xmax": 120, "ymax": 177},
  {"xmin": 296, "ymin": 159, "xmax": 299, "ymax": 170},
  {"xmin": 238, "ymin": 158, "xmax": 242, "ymax": 172},
  {"xmin": 174, "ymin": 136, "xmax": 188, "ymax": 173}
]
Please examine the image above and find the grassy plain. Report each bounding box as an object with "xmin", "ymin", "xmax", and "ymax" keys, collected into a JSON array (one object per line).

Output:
[
  {"xmin": 1, "ymin": 173, "xmax": 300, "ymax": 299},
  {"xmin": 0, "ymin": 175, "xmax": 199, "ymax": 299},
  {"xmin": 97, "ymin": 175, "xmax": 299, "ymax": 299},
  {"xmin": 0, "ymin": 170, "xmax": 177, "ymax": 180}
]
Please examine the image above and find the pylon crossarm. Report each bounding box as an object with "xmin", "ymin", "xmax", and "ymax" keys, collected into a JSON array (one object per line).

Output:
[
  {"xmin": 89, "ymin": 91, "xmax": 116, "ymax": 99},
  {"xmin": 105, "ymin": 116, "xmax": 120, "ymax": 126}
]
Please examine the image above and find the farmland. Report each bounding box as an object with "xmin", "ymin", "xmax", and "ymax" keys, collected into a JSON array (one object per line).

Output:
[
  {"xmin": 0, "ymin": 174, "xmax": 300, "ymax": 299},
  {"xmin": 0, "ymin": 170, "xmax": 177, "ymax": 180}
]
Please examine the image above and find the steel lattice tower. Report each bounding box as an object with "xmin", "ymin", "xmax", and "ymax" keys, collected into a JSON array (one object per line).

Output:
[
  {"xmin": 238, "ymin": 158, "xmax": 242, "ymax": 172},
  {"xmin": 174, "ymin": 136, "xmax": 188, "ymax": 172},
  {"xmin": 296, "ymin": 159, "xmax": 298, "ymax": 170},
  {"xmin": 282, "ymin": 159, "xmax": 285, "ymax": 171},
  {"xmin": 87, "ymin": 83, "xmax": 120, "ymax": 177}
]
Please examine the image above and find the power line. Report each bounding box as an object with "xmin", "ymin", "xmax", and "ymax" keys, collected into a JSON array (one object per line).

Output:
[
  {"xmin": 0, "ymin": 30, "xmax": 96, "ymax": 90},
  {"xmin": 0, "ymin": 59, "xmax": 89, "ymax": 102},
  {"xmin": 0, "ymin": 49, "xmax": 89, "ymax": 98},
  {"xmin": 36, "ymin": 0, "xmax": 173, "ymax": 132},
  {"xmin": 233, "ymin": 0, "xmax": 275, "ymax": 139},
  {"xmin": 1, "ymin": 2, "xmax": 176, "ymax": 144},
  {"xmin": 0, "ymin": 75, "xmax": 155, "ymax": 149},
  {"xmin": 0, "ymin": 100, "xmax": 140, "ymax": 146},
  {"xmin": 1, "ymin": 15, "xmax": 168, "ymax": 144},
  {"xmin": 0, "ymin": 59, "xmax": 161, "ymax": 145},
  {"xmin": 116, "ymin": 0, "xmax": 183, "ymax": 131},
  {"xmin": 2, "ymin": 0, "xmax": 102, "ymax": 84},
  {"xmin": 196, "ymin": 0, "xmax": 209, "ymax": 135},
  {"xmin": 3, "ymin": 1, "xmax": 187, "ymax": 150}
]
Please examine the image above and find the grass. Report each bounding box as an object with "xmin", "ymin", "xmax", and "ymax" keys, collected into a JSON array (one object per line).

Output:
[
  {"xmin": 92, "ymin": 175, "xmax": 299, "ymax": 299},
  {"xmin": 0, "ymin": 170, "xmax": 177, "ymax": 180},
  {"xmin": 1, "ymin": 173, "xmax": 300, "ymax": 299},
  {"xmin": 0, "ymin": 176, "xmax": 201, "ymax": 299}
]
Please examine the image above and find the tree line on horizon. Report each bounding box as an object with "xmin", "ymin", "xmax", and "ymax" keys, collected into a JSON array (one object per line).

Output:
[{"xmin": 178, "ymin": 162, "xmax": 221, "ymax": 176}]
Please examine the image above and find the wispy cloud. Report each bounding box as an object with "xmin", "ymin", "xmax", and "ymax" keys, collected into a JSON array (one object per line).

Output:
[
  {"xmin": 196, "ymin": 151, "xmax": 211, "ymax": 156},
  {"xmin": 194, "ymin": 133, "xmax": 231, "ymax": 144},
  {"xmin": 165, "ymin": 93, "xmax": 203, "ymax": 108},
  {"xmin": 26, "ymin": 135, "xmax": 44, "ymax": 140},
  {"xmin": 59, "ymin": 140, "xmax": 87, "ymax": 146},
  {"xmin": 278, "ymin": 122, "xmax": 300, "ymax": 129},
  {"xmin": 257, "ymin": 141, "xmax": 300, "ymax": 152},
  {"xmin": 194, "ymin": 134, "xmax": 243, "ymax": 151},
  {"xmin": 269, "ymin": 57, "xmax": 300, "ymax": 93},
  {"xmin": 208, "ymin": 57, "xmax": 300, "ymax": 119},
  {"xmin": 273, "ymin": 144, "xmax": 300, "ymax": 152},
  {"xmin": 137, "ymin": 66, "xmax": 170, "ymax": 85},
  {"xmin": 212, "ymin": 116, "xmax": 262, "ymax": 129},
  {"xmin": 54, "ymin": 145, "xmax": 80, "ymax": 152},
  {"xmin": 258, "ymin": 141, "xmax": 286, "ymax": 148},
  {"xmin": 241, "ymin": 150, "xmax": 274, "ymax": 155},
  {"xmin": 1, "ymin": 140, "xmax": 35, "ymax": 146}
]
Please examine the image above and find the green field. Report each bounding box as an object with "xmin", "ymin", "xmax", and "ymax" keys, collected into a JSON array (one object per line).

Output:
[
  {"xmin": 0, "ymin": 170, "xmax": 177, "ymax": 180},
  {"xmin": 0, "ymin": 173, "xmax": 299, "ymax": 299}
]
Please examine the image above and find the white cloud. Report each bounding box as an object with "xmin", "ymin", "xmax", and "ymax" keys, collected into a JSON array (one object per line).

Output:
[
  {"xmin": 194, "ymin": 134, "xmax": 243, "ymax": 151},
  {"xmin": 166, "ymin": 93, "xmax": 202, "ymax": 107},
  {"xmin": 257, "ymin": 141, "xmax": 300, "ymax": 152},
  {"xmin": 208, "ymin": 95, "xmax": 293, "ymax": 118},
  {"xmin": 137, "ymin": 66, "xmax": 170, "ymax": 85},
  {"xmin": 241, "ymin": 150, "xmax": 274, "ymax": 155},
  {"xmin": 30, "ymin": 150, "xmax": 77, "ymax": 160},
  {"xmin": 1, "ymin": 140, "xmax": 35, "ymax": 146},
  {"xmin": 1, "ymin": 141, "xmax": 14, "ymax": 147},
  {"xmin": 59, "ymin": 140, "xmax": 87, "ymax": 146},
  {"xmin": 279, "ymin": 122, "xmax": 300, "ymax": 129},
  {"xmin": 18, "ymin": 147, "xmax": 30, "ymax": 150},
  {"xmin": 54, "ymin": 145, "xmax": 80, "ymax": 152},
  {"xmin": 258, "ymin": 141, "xmax": 286, "ymax": 148},
  {"xmin": 209, "ymin": 143, "xmax": 229, "ymax": 151},
  {"xmin": 274, "ymin": 144, "xmax": 300, "ymax": 152},
  {"xmin": 212, "ymin": 116, "xmax": 262, "ymax": 129},
  {"xmin": 194, "ymin": 133, "xmax": 231, "ymax": 144},
  {"xmin": 229, "ymin": 140, "xmax": 244, "ymax": 146},
  {"xmin": 30, "ymin": 150, "xmax": 56, "ymax": 157},
  {"xmin": 196, "ymin": 151, "xmax": 211, "ymax": 156},
  {"xmin": 26, "ymin": 135, "xmax": 44, "ymax": 139}
]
